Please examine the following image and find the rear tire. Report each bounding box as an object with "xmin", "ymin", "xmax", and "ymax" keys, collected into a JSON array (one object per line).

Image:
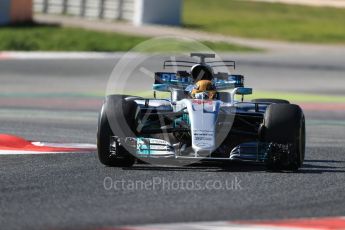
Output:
[
  {"xmin": 97, "ymin": 95, "xmax": 137, "ymax": 167},
  {"xmin": 263, "ymin": 104, "xmax": 305, "ymax": 171},
  {"xmin": 252, "ymin": 98, "xmax": 290, "ymax": 104}
]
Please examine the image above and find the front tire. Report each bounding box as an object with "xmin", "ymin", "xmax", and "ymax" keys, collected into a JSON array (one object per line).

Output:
[
  {"xmin": 97, "ymin": 95, "xmax": 137, "ymax": 167},
  {"xmin": 263, "ymin": 104, "xmax": 305, "ymax": 171}
]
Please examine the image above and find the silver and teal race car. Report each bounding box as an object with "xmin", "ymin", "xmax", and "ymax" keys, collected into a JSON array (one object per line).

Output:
[{"xmin": 97, "ymin": 53, "xmax": 305, "ymax": 171}]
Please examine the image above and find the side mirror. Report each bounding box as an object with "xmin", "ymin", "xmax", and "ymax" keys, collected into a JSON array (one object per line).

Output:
[
  {"xmin": 230, "ymin": 87, "xmax": 253, "ymax": 105},
  {"xmin": 153, "ymin": 84, "xmax": 169, "ymax": 92},
  {"xmin": 235, "ymin": 87, "xmax": 252, "ymax": 95}
]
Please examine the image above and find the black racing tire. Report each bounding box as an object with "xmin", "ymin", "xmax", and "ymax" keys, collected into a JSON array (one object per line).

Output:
[
  {"xmin": 97, "ymin": 95, "xmax": 137, "ymax": 167},
  {"xmin": 263, "ymin": 104, "xmax": 305, "ymax": 171},
  {"xmin": 252, "ymin": 98, "xmax": 290, "ymax": 104}
]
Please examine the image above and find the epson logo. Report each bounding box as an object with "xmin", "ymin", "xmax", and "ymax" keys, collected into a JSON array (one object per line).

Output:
[{"xmin": 161, "ymin": 73, "xmax": 176, "ymax": 81}]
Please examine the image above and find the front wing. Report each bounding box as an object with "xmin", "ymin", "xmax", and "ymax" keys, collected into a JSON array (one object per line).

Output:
[{"xmin": 114, "ymin": 136, "xmax": 270, "ymax": 162}]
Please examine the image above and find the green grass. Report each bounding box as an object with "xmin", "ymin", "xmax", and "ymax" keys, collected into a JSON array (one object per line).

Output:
[
  {"xmin": 184, "ymin": 0, "xmax": 345, "ymax": 43},
  {"xmin": 0, "ymin": 24, "xmax": 256, "ymax": 52},
  {"xmin": 0, "ymin": 25, "xmax": 144, "ymax": 51}
]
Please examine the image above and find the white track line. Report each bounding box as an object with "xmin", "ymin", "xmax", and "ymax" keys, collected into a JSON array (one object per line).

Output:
[
  {"xmin": 0, "ymin": 52, "xmax": 143, "ymax": 60},
  {"xmin": 123, "ymin": 221, "xmax": 308, "ymax": 230},
  {"xmin": 118, "ymin": 217, "xmax": 345, "ymax": 230},
  {"xmin": 31, "ymin": 142, "xmax": 96, "ymax": 149},
  {"xmin": 248, "ymin": 0, "xmax": 345, "ymax": 8},
  {"xmin": 0, "ymin": 52, "xmax": 121, "ymax": 60}
]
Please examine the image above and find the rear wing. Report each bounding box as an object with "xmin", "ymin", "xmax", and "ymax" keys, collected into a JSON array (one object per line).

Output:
[
  {"xmin": 163, "ymin": 60, "xmax": 236, "ymax": 69},
  {"xmin": 153, "ymin": 72, "xmax": 244, "ymax": 92}
]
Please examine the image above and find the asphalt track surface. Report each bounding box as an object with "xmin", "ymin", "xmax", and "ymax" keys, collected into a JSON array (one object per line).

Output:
[{"xmin": 0, "ymin": 51, "xmax": 345, "ymax": 230}]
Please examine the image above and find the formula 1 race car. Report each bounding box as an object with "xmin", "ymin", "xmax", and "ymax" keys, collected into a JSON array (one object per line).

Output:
[{"xmin": 97, "ymin": 53, "xmax": 305, "ymax": 171}]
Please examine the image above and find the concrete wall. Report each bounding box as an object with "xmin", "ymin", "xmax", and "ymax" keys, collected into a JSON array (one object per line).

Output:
[
  {"xmin": 33, "ymin": 0, "xmax": 182, "ymax": 26},
  {"xmin": 134, "ymin": 0, "xmax": 182, "ymax": 26},
  {"xmin": 34, "ymin": 0, "xmax": 135, "ymax": 21}
]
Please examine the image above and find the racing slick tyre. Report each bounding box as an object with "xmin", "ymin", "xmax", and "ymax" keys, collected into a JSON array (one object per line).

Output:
[
  {"xmin": 252, "ymin": 98, "xmax": 290, "ymax": 104},
  {"xmin": 263, "ymin": 104, "xmax": 305, "ymax": 171},
  {"xmin": 97, "ymin": 95, "xmax": 137, "ymax": 167}
]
